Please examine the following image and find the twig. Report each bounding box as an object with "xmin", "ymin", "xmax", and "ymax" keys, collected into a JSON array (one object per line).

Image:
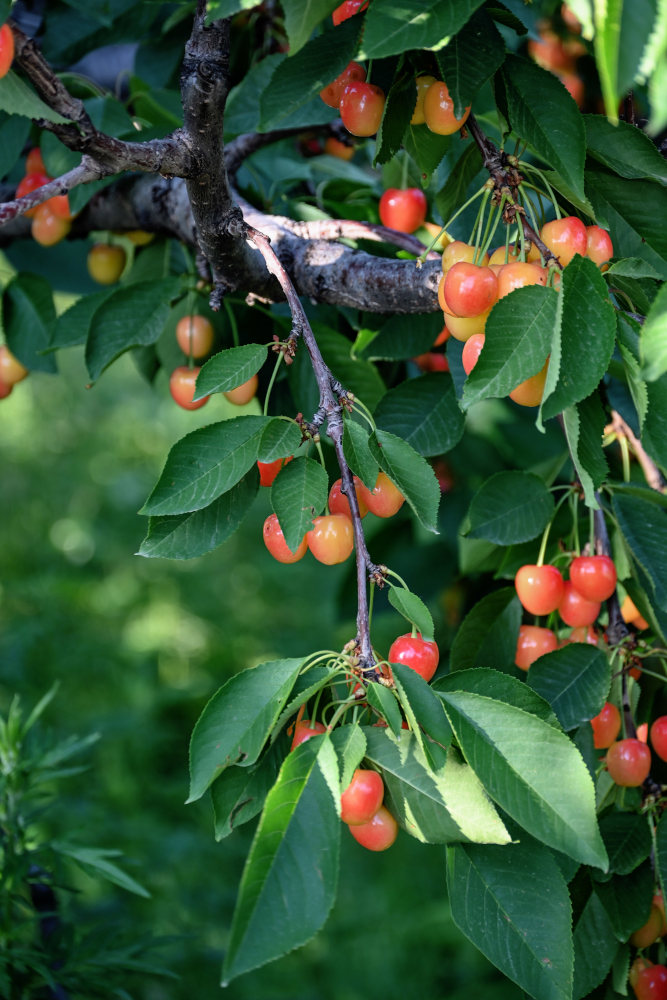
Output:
[
  {"xmin": 0, "ymin": 158, "xmax": 108, "ymax": 224},
  {"xmin": 608, "ymin": 410, "xmax": 667, "ymax": 494}
]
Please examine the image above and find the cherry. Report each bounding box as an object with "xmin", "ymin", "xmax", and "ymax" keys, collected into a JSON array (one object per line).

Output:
[
  {"xmin": 0, "ymin": 344, "xmax": 28, "ymax": 386},
  {"xmin": 87, "ymin": 243, "xmax": 126, "ymax": 284},
  {"xmin": 347, "ymin": 805, "xmax": 398, "ymax": 851},
  {"xmin": 263, "ymin": 513, "xmax": 308, "ymax": 564},
  {"xmin": 621, "ymin": 595, "xmax": 649, "ymax": 631},
  {"xmin": 0, "ymin": 23, "xmax": 14, "ymax": 78},
  {"xmin": 528, "ymin": 30, "xmax": 575, "ymax": 73},
  {"xmin": 633, "ymin": 963, "xmax": 667, "ymax": 1000},
  {"xmin": 515, "ymin": 624, "xmax": 558, "ymax": 671},
  {"xmin": 319, "ymin": 60, "xmax": 366, "ymax": 108},
  {"xmin": 340, "ymin": 768, "xmax": 384, "ymax": 825},
  {"xmin": 306, "ymin": 514, "xmax": 354, "ymax": 564},
  {"xmin": 328, "ymin": 477, "xmax": 368, "ymax": 519},
  {"xmin": 540, "ymin": 216, "xmax": 587, "ymax": 266},
  {"xmin": 561, "ymin": 4, "xmax": 582, "ymax": 33},
  {"xmin": 257, "ymin": 455, "xmax": 293, "ymax": 487},
  {"xmin": 462, "ymin": 333, "xmax": 485, "ymax": 374},
  {"xmin": 488, "ymin": 244, "xmax": 523, "ymax": 267},
  {"xmin": 569, "ymin": 554, "xmax": 617, "ymax": 602},
  {"xmin": 442, "ymin": 241, "xmax": 488, "ymax": 273},
  {"xmin": 630, "ymin": 904, "xmax": 664, "ymax": 948},
  {"xmin": 585, "ymin": 225, "xmax": 613, "ymax": 266},
  {"xmin": 514, "ymin": 564, "xmax": 565, "ymax": 616},
  {"xmin": 637, "ymin": 722, "xmax": 649, "ymax": 743},
  {"xmin": 291, "ymin": 719, "xmax": 326, "ymax": 748},
  {"xmin": 497, "ymin": 261, "xmax": 547, "ymax": 298},
  {"xmin": 16, "ymin": 172, "xmax": 50, "ymax": 218},
  {"xmin": 332, "ymin": 0, "xmax": 368, "ymax": 25},
  {"xmin": 558, "ymin": 580, "xmax": 601, "ymax": 627},
  {"xmin": 0, "ymin": 376, "xmax": 12, "ymax": 399},
  {"xmin": 169, "ymin": 366, "xmax": 210, "ymax": 411},
  {"xmin": 590, "ymin": 702, "xmax": 621, "ymax": 749},
  {"xmin": 324, "ymin": 136, "xmax": 354, "ymax": 160},
  {"xmin": 446, "ymin": 310, "xmax": 491, "ymax": 342},
  {"xmin": 339, "ymin": 81, "xmax": 385, "ymax": 137},
  {"xmin": 444, "ymin": 263, "xmax": 498, "ymax": 318},
  {"xmin": 413, "ymin": 351, "xmax": 449, "ymax": 373},
  {"xmin": 563, "ymin": 625, "xmax": 598, "ymax": 645},
  {"xmin": 410, "ymin": 75, "xmax": 437, "ymax": 125},
  {"xmin": 654, "ymin": 892, "xmax": 667, "ymax": 936},
  {"xmin": 606, "ymin": 738, "xmax": 651, "ymax": 787},
  {"xmin": 388, "ymin": 632, "xmax": 439, "ymax": 683},
  {"xmin": 650, "ymin": 716, "xmax": 667, "ymax": 762},
  {"xmin": 357, "ymin": 471, "xmax": 404, "ymax": 518},
  {"xmin": 509, "ymin": 359, "xmax": 549, "ymax": 407},
  {"xmin": 379, "ymin": 188, "xmax": 427, "ymax": 234},
  {"xmin": 561, "ymin": 72, "xmax": 584, "ymax": 108},
  {"xmin": 224, "ymin": 374, "xmax": 258, "ymax": 406},
  {"xmin": 25, "ymin": 148, "xmax": 46, "ymax": 175},
  {"xmin": 423, "ymin": 80, "xmax": 470, "ymax": 135},
  {"xmin": 176, "ymin": 315, "xmax": 214, "ymax": 359},
  {"xmin": 31, "ymin": 204, "xmax": 71, "ymax": 246}
]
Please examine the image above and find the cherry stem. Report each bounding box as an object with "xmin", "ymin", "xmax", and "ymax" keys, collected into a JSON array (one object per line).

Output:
[
  {"xmin": 223, "ymin": 298, "xmax": 240, "ymax": 347},
  {"xmin": 535, "ymin": 519, "xmax": 552, "ymax": 567},
  {"xmin": 593, "ymin": 494, "xmax": 630, "ymax": 648},
  {"xmin": 263, "ymin": 350, "xmax": 284, "ymax": 416}
]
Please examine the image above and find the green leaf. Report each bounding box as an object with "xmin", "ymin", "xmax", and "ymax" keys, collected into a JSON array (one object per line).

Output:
[
  {"xmin": 388, "ymin": 587, "xmax": 434, "ymax": 641},
  {"xmin": 358, "ymin": 311, "xmax": 443, "ymax": 362},
  {"xmin": 447, "ymin": 839, "xmax": 573, "ymax": 1000},
  {"xmin": 0, "ymin": 112, "xmax": 30, "ymax": 180},
  {"xmin": 137, "ymin": 471, "xmax": 259, "ymax": 560},
  {"xmin": 435, "ymin": 10, "xmax": 506, "ymax": 118},
  {"xmin": 227, "ymin": 53, "xmax": 337, "ymax": 135},
  {"xmin": 206, "ymin": 0, "xmax": 258, "ymax": 20},
  {"xmin": 606, "ymin": 257, "xmax": 664, "ymax": 280},
  {"xmin": 644, "ymin": 377, "xmax": 667, "ymax": 474},
  {"xmin": 3, "ymin": 273, "xmax": 57, "ymax": 374},
  {"xmin": 374, "ymin": 373, "xmax": 465, "ymax": 457},
  {"xmin": 599, "ymin": 812, "xmax": 652, "ymax": 876},
  {"xmin": 342, "ymin": 419, "xmax": 379, "ymax": 489},
  {"xmin": 572, "ymin": 891, "xmax": 619, "ymax": 999},
  {"xmin": 584, "ymin": 114, "xmax": 667, "ymax": 185},
  {"xmin": 593, "ymin": 0, "xmax": 623, "ymax": 123},
  {"xmin": 85, "ymin": 279, "xmax": 176, "ymax": 381},
  {"xmin": 465, "ymin": 471, "xmax": 555, "ymax": 545},
  {"xmin": 53, "ymin": 843, "xmax": 150, "ymax": 898},
  {"xmin": 640, "ymin": 282, "xmax": 667, "ymax": 381},
  {"xmin": 390, "ymin": 663, "xmax": 453, "ymax": 756},
  {"xmin": 403, "ymin": 124, "xmax": 451, "ymax": 183},
  {"xmin": 365, "ymin": 682, "xmax": 403, "ymax": 735},
  {"xmin": 281, "ymin": 0, "xmax": 338, "ymax": 54},
  {"xmin": 368, "ymin": 429, "xmax": 440, "ymax": 533},
  {"xmin": 655, "ymin": 811, "xmax": 667, "ymax": 904},
  {"xmin": 363, "ymin": 728, "xmax": 509, "ymax": 845},
  {"xmin": 361, "ymin": 0, "xmax": 487, "ymax": 59},
  {"xmin": 586, "ymin": 170, "xmax": 667, "ymax": 279},
  {"xmin": 461, "ymin": 285, "xmax": 557, "ymax": 409},
  {"xmin": 270, "ymin": 455, "xmax": 328, "ymax": 552},
  {"xmin": 562, "ymin": 394, "xmax": 609, "ymax": 509},
  {"xmin": 0, "ymin": 71, "xmax": 69, "ymax": 124},
  {"xmin": 526, "ymin": 645, "xmax": 612, "ymax": 732},
  {"xmin": 211, "ymin": 742, "xmax": 283, "ymax": 840},
  {"xmin": 440, "ymin": 690, "xmax": 608, "ymax": 868},
  {"xmin": 271, "ymin": 666, "xmax": 336, "ymax": 739},
  {"xmin": 498, "ymin": 55, "xmax": 586, "ymax": 202},
  {"xmin": 448, "ymin": 591, "xmax": 522, "ymax": 674},
  {"xmin": 141, "ymin": 415, "xmax": 270, "ymax": 517},
  {"xmin": 436, "ymin": 668, "xmax": 561, "ymax": 729},
  {"xmin": 257, "ymin": 419, "xmax": 302, "ymax": 463},
  {"xmin": 375, "ymin": 72, "xmax": 416, "ymax": 166},
  {"xmin": 194, "ymin": 344, "xmax": 267, "ymax": 400},
  {"xmin": 49, "ymin": 291, "xmax": 115, "ymax": 351},
  {"xmin": 613, "ymin": 493, "xmax": 667, "ymax": 609},
  {"xmin": 435, "ymin": 142, "xmax": 483, "ymax": 224},
  {"xmin": 188, "ymin": 657, "xmax": 304, "ymax": 803},
  {"xmin": 595, "ymin": 862, "xmax": 653, "ymax": 943},
  {"xmin": 330, "ymin": 724, "xmax": 367, "ymax": 793},
  {"xmin": 222, "ymin": 736, "xmax": 340, "ymax": 984}
]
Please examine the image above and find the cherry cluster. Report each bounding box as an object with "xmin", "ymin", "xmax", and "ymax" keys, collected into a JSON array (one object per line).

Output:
[
  {"xmin": 168, "ymin": 314, "xmax": 257, "ymax": 411},
  {"xmin": 15, "ymin": 148, "xmax": 73, "ymax": 247}
]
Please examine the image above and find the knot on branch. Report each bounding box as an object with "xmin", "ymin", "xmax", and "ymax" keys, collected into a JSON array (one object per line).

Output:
[{"xmin": 222, "ymin": 206, "xmax": 246, "ymax": 238}]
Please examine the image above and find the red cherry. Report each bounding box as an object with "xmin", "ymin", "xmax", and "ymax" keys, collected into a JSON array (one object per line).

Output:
[
  {"xmin": 339, "ymin": 82, "xmax": 385, "ymax": 137},
  {"xmin": 175, "ymin": 315, "xmax": 215, "ymax": 359},
  {"xmin": 25, "ymin": 147, "xmax": 46, "ymax": 175},
  {"xmin": 332, "ymin": 0, "xmax": 368, "ymax": 25},
  {"xmin": 497, "ymin": 261, "xmax": 547, "ymax": 298},
  {"xmin": 378, "ymin": 188, "xmax": 428, "ymax": 234},
  {"xmin": 423, "ymin": 80, "xmax": 470, "ymax": 135},
  {"xmin": 515, "ymin": 624, "xmax": 558, "ymax": 670},
  {"xmin": 307, "ymin": 514, "xmax": 354, "ymax": 564},
  {"xmin": 357, "ymin": 472, "xmax": 404, "ymax": 518},
  {"xmin": 633, "ymin": 963, "xmax": 667, "ymax": 1000},
  {"xmin": 347, "ymin": 805, "xmax": 398, "ymax": 851},
  {"xmin": 328, "ymin": 477, "xmax": 368, "ymax": 519},
  {"xmin": 340, "ymin": 769, "xmax": 384, "ymax": 825},
  {"xmin": 263, "ymin": 513, "xmax": 308, "ymax": 564},
  {"xmin": 324, "ymin": 137, "xmax": 354, "ymax": 160},
  {"xmin": 540, "ymin": 216, "xmax": 587, "ymax": 266},
  {"xmin": 605, "ymin": 738, "xmax": 651, "ymax": 787},
  {"xmin": 515, "ymin": 564, "xmax": 565, "ymax": 616},
  {"xmin": 650, "ymin": 716, "xmax": 667, "ymax": 762},
  {"xmin": 0, "ymin": 23, "xmax": 14, "ymax": 79},
  {"xmin": 0, "ymin": 344, "xmax": 28, "ymax": 386},
  {"xmin": 590, "ymin": 702, "xmax": 621, "ymax": 749},
  {"xmin": 388, "ymin": 632, "xmax": 439, "ymax": 683},
  {"xmin": 585, "ymin": 225, "xmax": 613, "ymax": 266},
  {"xmin": 169, "ymin": 366, "xmax": 209, "ymax": 411},
  {"xmin": 257, "ymin": 455, "xmax": 293, "ymax": 488},
  {"xmin": 528, "ymin": 29, "xmax": 575, "ymax": 73},
  {"xmin": 462, "ymin": 333, "xmax": 485, "ymax": 374},
  {"xmin": 558, "ymin": 580, "xmax": 601, "ymax": 627},
  {"xmin": 0, "ymin": 376, "xmax": 11, "ymax": 399},
  {"xmin": 444, "ymin": 263, "xmax": 498, "ymax": 318},
  {"xmin": 291, "ymin": 719, "xmax": 326, "ymax": 749},
  {"xmin": 569, "ymin": 555, "xmax": 617, "ymax": 602},
  {"xmin": 31, "ymin": 204, "xmax": 71, "ymax": 246},
  {"xmin": 16, "ymin": 172, "xmax": 50, "ymax": 218},
  {"xmin": 413, "ymin": 351, "xmax": 449, "ymax": 373},
  {"xmin": 319, "ymin": 60, "xmax": 366, "ymax": 108}
]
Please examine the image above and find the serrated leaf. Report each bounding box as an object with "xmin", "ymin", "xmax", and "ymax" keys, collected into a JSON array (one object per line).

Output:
[
  {"xmin": 593, "ymin": 0, "xmax": 623, "ymax": 123},
  {"xmin": 606, "ymin": 257, "xmax": 663, "ymax": 279},
  {"xmin": 374, "ymin": 373, "xmax": 465, "ymax": 457},
  {"xmin": 448, "ymin": 592, "xmax": 522, "ymax": 674},
  {"xmin": 0, "ymin": 71, "xmax": 69, "ymax": 124},
  {"xmin": 436, "ymin": 668, "xmax": 561, "ymax": 729},
  {"xmin": 52, "ymin": 843, "xmax": 150, "ymax": 898},
  {"xmin": 375, "ymin": 73, "xmax": 416, "ymax": 166},
  {"xmin": 281, "ymin": 0, "xmax": 338, "ymax": 54},
  {"xmin": 85, "ymin": 279, "xmax": 176, "ymax": 381},
  {"xmin": 562, "ymin": 395, "xmax": 609, "ymax": 509},
  {"xmin": 258, "ymin": 419, "xmax": 302, "ymax": 463},
  {"xmin": 0, "ymin": 112, "xmax": 30, "ymax": 180},
  {"xmin": 359, "ymin": 311, "xmax": 443, "ymax": 361},
  {"xmin": 368, "ymin": 429, "xmax": 440, "ymax": 532},
  {"xmin": 594, "ymin": 862, "xmax": 653, "ymax": 943},
  {"xmin": 270, "ymin": 455, "xmax": 328, "ymax": 552},
  {"xmin": 435, "ymin": 10, "xmax": 506, "ymax": 117},
  {"xmin": 644, "ymin": 376, "xmax": 667, "ymax": 474},
  {"xmin": 499, "ymin": 54, "xmax": 586, "ymax": 202},
  {"xmin": 585, "ymin": 114, "xmax": 667, "ymax": 185},
  {"xmin": 49, "ymin": 290, "xmax": 114, "ymax": 351},
  {"xmin": 619, "ymin": 343, "xmax": 649, "ymax": 428},
  {"xmin": 222, "ymin": 735, "xmax": 340, "ymax": 984},
  {"xmin": 440, "ymin": 690, "xmax": 608, "ymax": 868},
  {"xmin": 586, "ymin": 170, "xmax": 667, "ymax": 279},
  {"xmin": 388, "ymin": 587, "xmax": 434, "ymax": 640},
  {"xmin": 613, "ymin": 493, "xmax": 667, "ymax": 609},
  {"xmin": 188, "ymin": 657, "xmax": 304, "ymax": 803},
  {"xmin": 403, "ymin": 124, "xmax": 452, "ymax": 183},
  {"xmin": 330, "ymin": 724, "xmax": 367, "ymax": 793},
  {"xmin": 227, "ymin": 53, "xmax": 337, "ymax": 134},
  {"xmin": 447, "ymin": 840, "xmax": 573, "ymax": 1000},
  {"xmin": 599, "ymin": 812, "xmax": 652, "ymax": 876},
  {"xmin": 390, "ymin": 663, "xmax": 453, "ymax": 754},
  {"xmin": 137, "ymin": 471, "xmax": 259, "ymax": 560},
  {"xmin": 526, "ymin": 645, "xmax": 611, "ymax": 732},
  {"xmin": 194, "ymin": 344, "xmax": 267, "ymax": 400},
  {"xmin": 141, "ymin": 415, "xmax": 270, "ymax": 517},
  {"xmin": 366, "ymin": 682, "xmax": 402, "ymax": 735},
  {"xmin": 465, "ymin": 471, "xmax": 554, "ymax": 545},
  {"xmin": 271, "ymin": 666, "xmax": 335, "ymax": 740},
  {"xmin": 640, "ymin": 282, "xmax": 667, "ymax": 381},
  {"xmin": 3, "ymin": 273, "xmax": 57, "ymax": 374},
  {"xmin": 572, "ymin": 891, "xmax": 619, "ymax": 999},
  {"xmin": 361, "ymin": 0, "xmax": 487, "ymax": 59},
  {"xmin": 342, "ymin": 419, "xmax": 379, "ymax": 489},
  {"xmin": 211, "ymin": 743, "xmax": 283, "ymax": 841}
]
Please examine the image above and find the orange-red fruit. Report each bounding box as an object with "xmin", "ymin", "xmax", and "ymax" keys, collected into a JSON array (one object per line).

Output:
[
  {"xmin": 540, "ymin": 216, "xmax": 587, "ymax": 266},
  {"xmin": 444, "ymin": 263, "xmax": 498, "ymax": 318},
  {"xmin": 339, "ymin": 81, "xmax": 385, "ymax": 137},
  {"xmin": 462, "ymin": 333, "xmax": 485, "ymax": 374},
  {"xmin": 605, "ymin": 738, "xmax": 651, "ymax": 787},
  {"xmin": 528, "ymin": 30, "xmax": 575, "ymax": 73},
  {"xmin": 0, "ymin": 376, "xmax": 12, "ymax": 399},
  {"xmin": 621, "ymin": 595, "xmax": 649, "ymax": 631},
  {"xmin": 224, "ymin": 374, "xmax": 258, "ymax": 406},
  {"xmin": 388, "ymin": 632, "xmax": 439, "ymax": 683},
  {"xmin": 357, "ymin": 471, "xmax": 404, "ymax": 518},
  {"xmin": 558, "ymin": 580, "xmax": 601, "ymax": 627},
  {"xmin": 515, "ymin": 624, "xmax": 558, "ymax": 671},
  {"xmin": 175, "ymin": 315, "xmax": 215, "ymax": 359},
  {"xmin": 347, "ymin": 805, "xmax": 398, "ymax": 851},
  {"xmin": 340, "ymin": 769, "xmax": 384, "ymax": 825},
  {"xmin": 319, "ymin": 60, "xmax": 366, "ymax": 108},
  {"xmin": 411, "ymin": 74, "xmax": 437, "ymax": 125},
  {"xmin": 0, "ymin": 343, "xmax": 28, "ymax": 386},
  {"xmin": 569, "ymin": 554, "xmax": 617, "ymax": 602},
  {"xmin": 378, "ymin": 188, "xmax": 428, "ymax": 234},
  {"xmin": 514, "ymin": 564, "xmax": 565, "ymax": 616},
  {"xmin": 31, "ymin": 204, "xmax": 71, "ymax": 246},
  {"xmin": 590, "ymin": 702, "xmax": 621, "ymax": 749},
  {"xmin": 423, "ymin": 80, "xmax": 470, "ymax": 135},
  {"xmin": 324, "ymin": 136, "xmax": 354, "ymax": 160},
  {"xmin": 633, "ymin": 962, "xmax": 667, "ymax": 1000},
  {"xmin": 263, "ymin": 513, "xmax": 308, "ymax": 565},
  {"xmin": 307, "ymin": 514, "xmax": 354, "ymax": 564},
  {"xmin": 630, "ymin": 905, "xmax": 665, "ymax": 948},
  {"xmin": 332, "ymin": 0, "xmax": 368, "ymax": 25},
  {"xmin": 291, "ymin": 719, "xmax": 326, "ymax": 748},
  {"xmin": 585, "ymin": 225, "xmax": 613, "ymax": 266},
  {"xmin": 257, "ymin": 455, "xmax": 293, "ymax": 488},
  {"xmin": 0, "ymin": 23, "xmax": 14, "ymax": 78},
  {"xmin": 25, "ymin": 148, "xmax": 46, "ymax": 175},
  {"xmin": 509, "ymin": 359, "xmax": 549, "ymax": 407},
  {"xmin": 650, "ymin": 716, "xmax": 667, "ymax": 763},
  {"xmin": 328, "ymin": 477, "xmax": 368, "ymax": 519},
  {"xmin": 442, "ymin": 241, "xmax": 489, "ymax": 274},
  {"xmin": 497, "ymin": 261, "xmax": 547, "ymax": 298},
  {"xmin": 169, "ymin": 365, "xmax": 209, "ymax": 411},
  {"xmin": 16, "ymin": 172, "xmax": 50, "ymax": 218}
]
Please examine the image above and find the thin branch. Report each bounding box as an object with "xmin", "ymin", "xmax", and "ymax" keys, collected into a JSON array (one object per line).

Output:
[
  {"xmin": 609, "ymin": 410, "xmax": 667, "ymax": 494},
  {"xmin": 281, "ymin": 218, "xmax": 440, "ymax": 259},
  {"xmin": 0, "ymin": 158, "xmax": 109, "ymax": 224}
]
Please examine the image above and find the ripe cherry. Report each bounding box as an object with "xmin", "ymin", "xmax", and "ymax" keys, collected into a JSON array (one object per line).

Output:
[
  {"xmin": 561, "ymin": 72, "xmax": 584, "ymax": 108},
  {"xmin": 444, "ymin": 263, "xmax": 498, "ymax": 318},
  {"xmin": 332, "ymin": 0, "xmax": 368, "ymax": 25},
  {"xmin": 462, "ymin": 333, "xmax": 485, "ymax": 374},
  {"xmin": 569, "ymin": 555, "xmax": 617, "ymax": 602},
  {"xmin": 411, "ymin": 74, "xmax": 437, "ymax": 125},
  {"xmin": 224, "ymin": 374, "xmax": 258, "ymax": 406},
  {"xmin": 16, "ymin": 172, "xmax": 50, "ymax": 218},
  {"xmin": 446, "ymin": 310, "xmax": 491, "ymax": 342},
  {"xmin": 442, "ymin": 241, "xmax": 489, "ymax": 274},
  {"xmin": 291, "ymin": 719, "xmax": 326, "ymax": 748},
  {"xmin": 621, "ymin": 595, "xmax": 649, "ymax": 631},
  {"xmin": 423, "ymin": 80, "xmax": 470, "ymax": 135},
  {"xmin": 340, "ymin": 769, "xmax": 384, "ymax": 825},
  {"xmin": 31, "ymin": 204, "xmax": 71, "ymax": 246},
  {"xmin": 357, "ymin": 472, "xmax": 404, "ymax": 518},
  {"xmin": 347, "ymin": 804, "xmax": 398, "ymax": 851},
  {"xmin": 87, "ymin": 243, "xmax": 126, "ymax": 284},
  {"xmin": 650, "ymin": 716, "xmax": 667, "ymax": 762},
  {"xmin": 0, "ymin": 376, "xmax": 12, "ymax": 399},
  {"xmin": 413, "ymin": 351, "xmax": 449, "ymax": 373},
  {"xmin": 324, "ymin": 136, "xmax": 354, "ymax": 160},
  {"xmin": 585, "ymin": 225, "xmax": 613, "ymax": 266},
  {"xmin": 606, "ymin": 738, "xmax": 651, "ymax": 787},
  {"xmin": 169, "ymin": 366, "xmax": 210, "ymax": 411},
  {"xmin": 379, "ymin": 188, "xmax": 427, "ymax": 234},
  {"xmin": 263, "ymin": 513, "xmax": 308, "ymax": 564},
  {"xmin": 0, "ymin": 344, "xmax": 28, "ymax": 386},
  {"xmin": 339, "ymin": 81, "xmax": 385, "ymax": 137},
  {"xmin": 590, "ymin": 702, "xmax": 621, "ymax": 749},
  {"xmin": 514, "ymin": 564, "xmax": 565, "ymax": 616},
  {"xmin": 509, "ymin": 358, "xmax": 549, "ymax": 407},
  {"xmin": 528, "ymin": 29, "xmax": 575, "ymax": 73},
  {"xmin": 558, "ymin": 580, "xmax": 601, "ymax": 627},
  {"xmin": 307, "ymin": 514, "xmax": 354, "ymax": 564},
  {"xmin": 497, "ymin": 262, "xmax": 547, "ymax": 298},
  {"xmin": 319, "ymin": 60, "xmax": 366, "ymax": 108},
  {"xmin": 515, "ymin": 624, "xmax": 558, "ymax": 670},
  {"xmin": 630, "ymin": 904, "xmax": 664, "ymax": 948},
  {"xmin": 176, "ymin": 315, "xmax": 215, "ymax": 359},
  {"xmin": 0, "ymin": 23, "xmax": 14, "ymax": 78},
  {"xmin": 540, "ymin": 216, "xmax": 587, "ymax": 266},
  {"xmin": 563, "ymin": 625, "xmax": 598, "ymax": 645},
  {"xmin": 633, "ymin": 963, "xmax": 667, "ymax": 1000},
  {"xmin": 637, "ymin": 723, "xmax": 649, "ymax": 743},
  {"xmin": 257, "ymin": 455, "xmax": 293, "ymax": 487},
  {"xmin": 328, "ymin": 477, "xmax": 368, "ymax": 519},
  {"xmin": 388, "ymin": 632, "xmax": 439, "ymax": 683},
  {"xmin": 25, "ymin": 148, "xmax": 46, "ymax": 175}
]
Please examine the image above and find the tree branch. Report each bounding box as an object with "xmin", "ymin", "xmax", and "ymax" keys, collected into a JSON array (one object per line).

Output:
[{"xmin": 608, "ymin": 410, "xmax": 667, "ymax": 494}]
